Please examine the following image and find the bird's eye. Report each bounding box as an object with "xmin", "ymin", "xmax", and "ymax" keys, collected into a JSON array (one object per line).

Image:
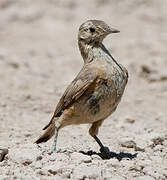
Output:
[{"xmin": 89, "ymin": 27, "xmax": 95, "ymax": 33}]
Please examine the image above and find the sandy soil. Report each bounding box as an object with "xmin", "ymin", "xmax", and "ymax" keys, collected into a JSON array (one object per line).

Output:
[{"xmin": 0, "ymin": 0, "xmax": 167, "ymax": 179}]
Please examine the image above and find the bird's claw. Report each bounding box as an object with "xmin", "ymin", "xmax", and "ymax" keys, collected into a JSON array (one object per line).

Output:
[
  {"xmin": 100, "ymin": 146, "xmax": 111, "ymax": 159},
  {"xmin": 51, "ymin": 145, "xmax": 57, "ymax": 153}
]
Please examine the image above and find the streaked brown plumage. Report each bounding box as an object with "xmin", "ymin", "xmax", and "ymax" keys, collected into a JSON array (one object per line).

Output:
[{"xmin": 35, "ymin": 20, "xmax": 128, "ymax": 158}]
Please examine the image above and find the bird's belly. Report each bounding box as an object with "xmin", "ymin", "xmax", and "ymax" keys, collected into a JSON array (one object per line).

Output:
[{"xmin": 71, "ymin": 84, "xmax": 120, "ymax": 124}]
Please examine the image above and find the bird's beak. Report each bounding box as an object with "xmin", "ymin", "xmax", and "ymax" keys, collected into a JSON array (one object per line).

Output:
[{"xmin": 107, "ymin": 27, "xmax": 120, "ymax": 34}]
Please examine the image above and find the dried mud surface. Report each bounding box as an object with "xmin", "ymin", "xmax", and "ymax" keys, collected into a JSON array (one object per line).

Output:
[{"xmin": 0, "ymin": 0, "xmax": 167, "ymax": 180}]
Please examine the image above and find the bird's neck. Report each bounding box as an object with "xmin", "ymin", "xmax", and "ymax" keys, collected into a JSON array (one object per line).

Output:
[
  {"xmin": 78, "ymin": 40, "xmax": 114, "ymax": 64},
  {"xmin": 78, "ymin": 39, "xmax": 123, "ymax": 71},
  {"xmin": 78, "ymin": 40, "xmax": 93, "ymax": 63}
]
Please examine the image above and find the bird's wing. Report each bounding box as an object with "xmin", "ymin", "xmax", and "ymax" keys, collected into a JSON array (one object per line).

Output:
[{"xmin": 43, "ymin": 65, "xmax": 97, "ymax": 130}]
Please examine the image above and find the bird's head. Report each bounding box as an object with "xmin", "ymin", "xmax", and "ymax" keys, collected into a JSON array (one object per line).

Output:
[{"xmin": 78, "ymin": 20, "xmax": 120, "ymax": 44}]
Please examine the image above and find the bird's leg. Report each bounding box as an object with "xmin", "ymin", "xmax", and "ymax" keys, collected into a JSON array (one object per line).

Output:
[
  {"xmin": 93, "ymin": 135, "xmax": 105, "ymax": 149},
  {"xmin": 52, "ymin": 127, "xmax": 58, "ymax": 153},
  {"xmin": 51, "ymin": 113, "xmax": 69, "ymax": 153},
  {"xmin": 89, "ymin": 120, "xmax": 111, "ymax": 159},
  {"xmin": 93, "ymin": 135, "xmax": 110, "ymax": 159}
]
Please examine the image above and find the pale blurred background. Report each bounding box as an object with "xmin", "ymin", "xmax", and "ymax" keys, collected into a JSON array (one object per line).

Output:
[{"xmin": 0, "ymin": 0, "xmax": 167, "ymax": 179}]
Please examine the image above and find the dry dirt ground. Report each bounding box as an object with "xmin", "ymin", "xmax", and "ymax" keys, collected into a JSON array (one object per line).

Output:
[{"xmin": 0, "ymin": 0, "xmax": 167, "ymax": 180}]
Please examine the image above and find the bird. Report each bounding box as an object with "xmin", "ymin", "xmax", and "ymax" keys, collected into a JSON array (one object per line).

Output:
[{"xmin": 35, "ymin": 20, "xmax": 128, "ymax": 159}]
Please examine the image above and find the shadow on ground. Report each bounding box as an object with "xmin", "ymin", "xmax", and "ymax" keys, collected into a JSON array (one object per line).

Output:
[{"xmin": 79, "ymin": 149, "xmax": 137, "ymax": 161}]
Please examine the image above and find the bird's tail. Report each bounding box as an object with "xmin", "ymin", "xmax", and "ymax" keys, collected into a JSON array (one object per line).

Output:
[{"xmin": 35, "ymin": 120, "xmax": 55, "ymax": 144}]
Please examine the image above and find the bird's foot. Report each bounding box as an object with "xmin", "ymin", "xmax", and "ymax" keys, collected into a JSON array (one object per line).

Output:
[
  {"xmin": 100, "ymin": 146, "xmax": 111, "ymax": 159},
  {"xmin": 51, "ymin": 144, "xmax": 57, "ymax": 153}
]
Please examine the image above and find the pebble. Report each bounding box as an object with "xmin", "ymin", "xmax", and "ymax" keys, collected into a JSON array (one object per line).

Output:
[
  {"xmin": 91, "ymin": 154, "xmax": 102, "ymax": 160},
  {"xmin": 124, "ymin": 116, "xmax": 135, "ymax": 124},
  {"xmin": 45, "ymin": 164, "xmax": 72, "ymax": 178},
  {"xmin": 0, "ymin": 175, "xmax": 8, "ymax": 180},
  {"xmin": 134, "ymin": 140, "xmax": 146, "ymax": 152},
  {"xmin": 49, "ymin": 152, "xmax": 69, "ymax": 162},
  {"xmin": 110, "ymin": 176, "xmax": 125, "ymax": 180},
  {"xmin": 133, "ymin": 176, "xmax": 154, "ymax": 180},
  {"xmin": 119, "ymin": 137, "xmax": 136, "ymax": 148},
  {"xmin": 71, "ymin": 164, "xmax": 100, "ymax": 179},
  {"xmin": 0, "ymin": 147, "xmax": 8, "ymax": 162},
  {"xmin": 143, "ymin": 166, "xmax": 159, "ymax": 178},
  {"xmin": 102, "ymin": 169, "xmax": 113, "ymax": 179},
  {"xmin": 102, "ymin": 169, "xmax": 125, "ymax": 180},
  {"xmin": 119, "ymin": 133, "xmax": 163, "ymax": 152},
  {"xmin": 46, "ymin": 164, "xmax": 62, "ymax": 175},
  {"xmin": 107, "ymin": 158, "xmax": 120, "ymax": 168},
  {"xmin": 8, "ymin": 144, "xmax": 41, "ymax": 165},
  {"xmin": 30, "ymin": 161, "xmax": 42, "ymax": 169},
  {"xmin": 70, "ymin": 152, "xmax": 92, "ymax": 163}
]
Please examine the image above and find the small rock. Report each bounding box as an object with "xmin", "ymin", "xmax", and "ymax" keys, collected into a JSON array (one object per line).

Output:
[
  {"xmin": 150, "ymin": 155, "xmax": 162, "ymax": 163},
  {"xmin": 120, "ymin": 137, "xmax": 146, "ymax": 152},
  {"xmin": 36, "ymin": 169, "xmax": 47, "ymax": 176},
  {"xmin": 30, "ymin": 161, "xmax": 42, "ymax": 169},
  {"xmin": 47, "ymin": 165, "xmax": 60, "ymax": 175},
  {"xmin": 129, "ymin": 164, "xmax": 143, "ymax": 172},
  {"xmin": 45, "ymin": 164, "xmax": 72, "ymax": 178},
  {"xmin": 91, "ymin": 154, "xmax": 101, "ymax": 160},
  {"xmin": 141, "ymin": 65, "xmax": 152, "ymax": 74},
  {"xmin": 120, "ymin": 137, "xmax": 136, "ymax": 148},
  {"xmin": 153, "ymin": 145, "xmax": 163, "ymax": 152},
  {"xmin": 151, "ymin": 136, "xmax": 164, "ymax": 147},
  {"xmin": 121, "ymin": 159, "xmax": 135, "ymax": 168},
  {"xmin": 160, "ymin": 74, "xmax": 167, "ymax": 81},
  {"xmin": 71, "ymin": 164, "xmax": 100, "ymax": 179},
  {"xmin": 125, "ymin": 117, "xmax": 135, "ymax": 124},
  {"xmin": 133, "ymin": 175, "xmax": 154, "ymax": 180},
  {"xmin": 110, "ymin": 176, "xmax": 125, "ymax": 180},
  {"xmin": 143, "ymin": 166, "xmax": 160, "ymax": 177},
  {"xmin": 0, "ymin": 175, "xmax": 8, "ymax": 180},
  {"xmin": 102, "ymin": 169, "xmax": 125, "ymax": 180},
  {"xmin": 24, "ymin": 131, "xmax": 32, "ymax": 137},
  {"xmin": 134, "ymin": 140, "xmax": 146, "ymax": 152},
  {"xmin": 106, "ymin": 158, "xmax": 120, "ymax": 168},
  {"xmin": 49, "ymin": 153, "xmax": 58, "ymax": 161},
  {"xmin": 8, "ymin": 144, "xmax": 41, "ymax": 165},
  {"xmin": 102, "ymin": 169, "xmax": 113, "ymax": 179},
  {"xmin": 138, "ymin": 159, "xmax": 152, "ymax": 167},
  {"xmin": 0, "ymin": 147, "xmax": 8, "ymax": 161},
  {"xmin": 148, "ymin": 73, "xmax": 160, "ymax": 82},
  {"xmin": 0, "ymin": 48, "xmax": 8, "ymax": 60},
  {"xmin": 48, "ymin": 152, "xmax": 69, "ymax": 162},
  {"xmin": 8, "ymin": 62, "xmax": 19, "ymax": 69},
  {"xmin": 70, "ymin": 152, "xmax": 92, "ymax": 163}
]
